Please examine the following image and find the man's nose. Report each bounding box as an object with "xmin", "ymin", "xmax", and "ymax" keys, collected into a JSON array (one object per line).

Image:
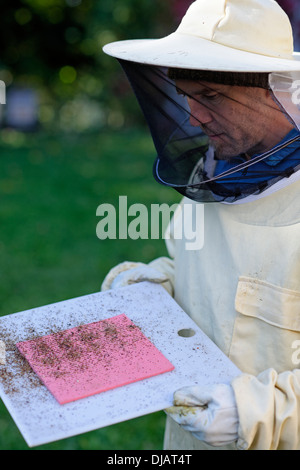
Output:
[{"xmin": 188, "ymin": 98, "xmax": 213, "ymax": 127}]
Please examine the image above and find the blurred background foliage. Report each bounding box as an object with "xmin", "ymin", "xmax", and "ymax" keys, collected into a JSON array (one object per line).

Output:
[{"xmin": 0, "ymin": 0, "xmax": 192, "ymax": 133}]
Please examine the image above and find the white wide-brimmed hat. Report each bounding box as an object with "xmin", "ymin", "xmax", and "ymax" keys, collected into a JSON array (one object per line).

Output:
[{"xmin": 103, "ymin": 0, "xmax": 300, "ymax": 73}]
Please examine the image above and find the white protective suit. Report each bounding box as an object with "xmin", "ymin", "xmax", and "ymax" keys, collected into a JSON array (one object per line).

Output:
[{"xmin": 145, "ymin": 178, "xmax": 300, "ymax": 451}]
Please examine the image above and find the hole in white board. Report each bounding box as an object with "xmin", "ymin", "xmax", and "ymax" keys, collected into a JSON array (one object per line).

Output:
[{"xmin": 177, "ymin": 328, "xmax": 196, "ymax": 338}]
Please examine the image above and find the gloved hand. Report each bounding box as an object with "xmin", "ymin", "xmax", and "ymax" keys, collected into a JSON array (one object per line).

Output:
[
  {"xmin": 165, "ymin": 383, "xmax": 239, "ymax": 447},
  {"xmin": 101, "ymin": 261, "xmax": 170, "ymax": 291}
]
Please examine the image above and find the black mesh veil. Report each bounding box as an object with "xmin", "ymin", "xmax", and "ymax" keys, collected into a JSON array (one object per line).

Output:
[{"xmin": 119, "ymin": 59, "xmax": 300, "ymax": 204}]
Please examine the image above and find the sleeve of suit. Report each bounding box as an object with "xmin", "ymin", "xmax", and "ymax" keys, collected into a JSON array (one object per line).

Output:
[{"xmin": 232, "ymin": 368, "xmax": 300, "ymax": 450}]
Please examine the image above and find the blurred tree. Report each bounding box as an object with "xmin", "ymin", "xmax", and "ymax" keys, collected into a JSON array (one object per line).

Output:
[
  {"xmin": 0, "ymin": 0, "xmax": 173, "ymax": 132},
  {"xmin": 1, "ymin": 0, "xmax": 91, "ymax": 76}
]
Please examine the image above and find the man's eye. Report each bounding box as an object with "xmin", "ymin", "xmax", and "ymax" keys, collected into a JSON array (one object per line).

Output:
[{"xmin": 203, "ymin": 93, "xmax": 218, "ymax": 100}]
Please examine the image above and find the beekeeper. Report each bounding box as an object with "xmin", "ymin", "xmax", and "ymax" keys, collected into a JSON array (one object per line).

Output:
[{"xmin": 102, "ymin": 0, "xmax": 300, "ymax": 450}]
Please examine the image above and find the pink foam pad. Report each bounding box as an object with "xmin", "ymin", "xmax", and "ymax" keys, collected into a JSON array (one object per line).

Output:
[{"xmin": 16, "ymin": 314, "xmax": 174, "ymax": 405}]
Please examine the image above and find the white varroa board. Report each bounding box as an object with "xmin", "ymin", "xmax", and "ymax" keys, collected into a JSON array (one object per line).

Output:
[{"xmin": 0, "ymin": 282, "xmax": 240, "ymax": 447}]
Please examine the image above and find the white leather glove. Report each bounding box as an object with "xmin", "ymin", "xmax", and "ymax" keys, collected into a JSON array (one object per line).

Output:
[
  {"xmin": 165, "ymin": 383, "xmax": 239, "ymax": 447},
  {"xmin": 101, "ymin": 261, "xmax": 170, "ymax": 291}
]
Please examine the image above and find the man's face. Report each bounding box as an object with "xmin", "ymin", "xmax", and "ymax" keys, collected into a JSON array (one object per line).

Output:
[{"xmin": 176, "ymin": 80, "xmax": 291, "ymax": 160}]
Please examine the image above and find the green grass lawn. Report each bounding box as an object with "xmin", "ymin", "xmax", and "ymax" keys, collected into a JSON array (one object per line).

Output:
[{"xmin": 0, "ymin": 127, "xmax": 181, "ymax": 450}]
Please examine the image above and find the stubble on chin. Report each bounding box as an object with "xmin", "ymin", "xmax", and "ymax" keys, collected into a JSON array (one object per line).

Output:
[{"xmin": 210, "ymin": 140, "xmax": 235, "ymax": 162}]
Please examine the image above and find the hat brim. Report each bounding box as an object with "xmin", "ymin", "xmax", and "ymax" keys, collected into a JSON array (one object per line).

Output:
[{"xmin": 103, "ymin": 32, "xmax": 300, "ymax": 73}]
